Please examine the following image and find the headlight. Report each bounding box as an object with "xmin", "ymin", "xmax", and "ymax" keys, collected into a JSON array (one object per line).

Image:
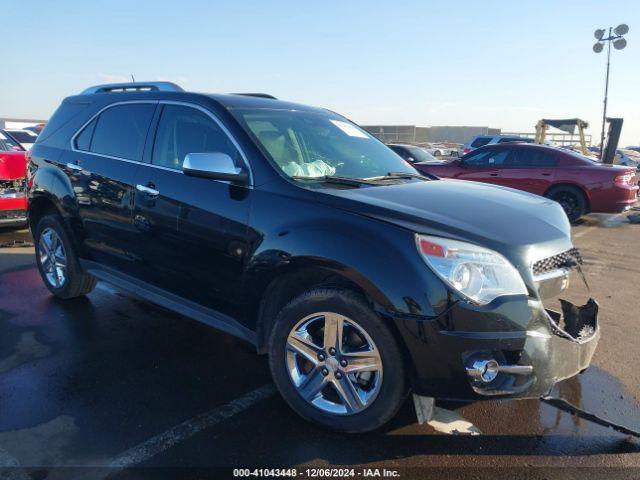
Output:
[{"xmin": 415, "ymin": 234, "xmax": 527, "ymax": 305}]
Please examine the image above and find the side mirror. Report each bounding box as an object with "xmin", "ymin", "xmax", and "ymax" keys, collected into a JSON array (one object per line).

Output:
[
  {"xmin": 406, "ymin": 156, "xmax": 415, "ymax": 163},
  {"xmin": 183, "ymin": 153, "xmax": 248, "ymax": 184}
]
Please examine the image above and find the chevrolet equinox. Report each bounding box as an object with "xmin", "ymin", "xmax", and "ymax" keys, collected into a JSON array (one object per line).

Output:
[{"xmin": 27, "ymin": 82, "xmax": 599, "ymax": 432}]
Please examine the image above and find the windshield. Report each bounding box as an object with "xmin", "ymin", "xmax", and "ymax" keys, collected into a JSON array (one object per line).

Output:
[
  {"xmin": 0, "ymin": 132, "xmax": 24, "ymax": 152},
  {"xmin": 233, "ymin": 109, "xmax": 417, "ymax": 180}
]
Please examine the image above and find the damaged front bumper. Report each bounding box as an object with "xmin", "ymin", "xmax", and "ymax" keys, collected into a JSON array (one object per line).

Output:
[
  {"xmin": 464, "ymin": 297, "xmax": 600, "ymax": 397},
  {"xmin": 401, "ymin": 251, "xmax": 600, "ymax": 401}
]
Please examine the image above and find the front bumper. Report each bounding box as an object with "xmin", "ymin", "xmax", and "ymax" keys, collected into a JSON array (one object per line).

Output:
[
  {"xmin": 0, "ymin": 195, "xmax": 28, "ymax": 227},
  {"xmin": 398, "ymin": 293, "xmax": 599, "ymax": 401}
]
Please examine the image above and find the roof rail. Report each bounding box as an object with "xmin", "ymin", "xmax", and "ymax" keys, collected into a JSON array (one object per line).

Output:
[
  {"xmin": 81, "ymin": 81, "xmax": 184, "ymax": 95},
  {"xmin": 232, "ymin": 93, "xmax": 277, "ymax": 100}
]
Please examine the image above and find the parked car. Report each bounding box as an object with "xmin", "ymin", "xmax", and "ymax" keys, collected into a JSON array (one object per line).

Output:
[
  {"xmin": 0, "ymin": 129, "xmax": 26, "ymax": 152},
  {"xmin": 423, "ymin": 143, "xmax": 454, "ymax": 157},
  {"xmin": 616, "ymin": 149, "xmax": 640, "ymax": 168},
  {"xmin": 460, "ymin": 135, "xmax": 534, "ymax": 156},
  {"xmin": 23, "ymin": 124, "xmax": 46, "ymax": 135},
  {"xmin": 387, "ymin": 143, "xmax": 438, "ymax": 163},
  {"xmin": 4, "ymin": 129, "xmax": 38, "ymax": 150},
  {"xmin": 28, "ymin": 82, "xmax": 599, "ymax": 432},
  {"xmin": 0, "ymin": 134, "xmax": 28, "ymax": 227},
  {"xmin": 415, "ymin": 143, "xmax": 638, "ymax": 222}
]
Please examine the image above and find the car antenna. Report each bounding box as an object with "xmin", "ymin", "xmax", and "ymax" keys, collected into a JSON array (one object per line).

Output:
[{"xmin": 131, "ymin": 74, "xmax": 135, "ymax": 82}]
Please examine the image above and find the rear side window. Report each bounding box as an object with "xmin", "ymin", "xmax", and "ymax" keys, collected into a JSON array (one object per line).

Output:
[
  {"xmin": 152, "ymin": 105, "xmax": 241, "ymax": 170},
  {"xmin": 90, "ymin": 104, "xmax": 155, "ymax": 161},
  {"xmin": 470, "ymin": 137, "xmax": 491, "ymax": 148},
  {"xmin": 512, "ymin": 149, "xmax": 559, "ymax": 167},
  {"xmin": 75, "ymin": 118, "xmax": 97, "ymax": 151}
]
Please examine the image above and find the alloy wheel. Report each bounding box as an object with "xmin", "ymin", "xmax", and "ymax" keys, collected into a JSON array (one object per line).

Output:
[
  {"xmin": 554, "ymin": 192, "xmax": 578, "ymax": 218},
  {"xmin": 285, "ymin": 312, "xmax": 383, "ymax": 415},
  {"xmin": 38, "ymin": 227, "xmax": 67, "ymax": 288}
]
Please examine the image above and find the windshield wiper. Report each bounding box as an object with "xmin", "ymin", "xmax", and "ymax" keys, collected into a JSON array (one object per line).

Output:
[
  {"xmin": 365, "ymin": 172, "xmax": 439, "ymax": 181},
  {"xmin": 291, "ymin": 175, "xmax": 380, "ymax": 187}
]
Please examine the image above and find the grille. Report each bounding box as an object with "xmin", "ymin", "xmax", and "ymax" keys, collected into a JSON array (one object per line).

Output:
[
  {"xmin": 533, "ymin": 248, "xmax": 583, "ymax": 276},
  {"xmin": 0, "ymin": 178, "xmax": 25, "ymax": 195},
  {"xmin": 0, "ymin": 209, "xmax": 26, "ymax": 220}
]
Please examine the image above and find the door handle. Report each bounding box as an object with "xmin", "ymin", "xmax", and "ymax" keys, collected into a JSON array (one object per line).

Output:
[
  {"xmin": 66, "ymin": 162, "xmax": 82, "ymax": 171},
  {"xmin": 136, "ymin": 184, "xmax": 160, "ymax": 197},
  {"xmin": 489, "ymin": 172, "xmax": 499, "ymax": 177},
  {"xmin": 541, "ymin": 172, "xmax": 551, "ymax": 176}
]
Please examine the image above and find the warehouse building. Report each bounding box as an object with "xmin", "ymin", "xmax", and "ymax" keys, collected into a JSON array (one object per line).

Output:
[{"xmin": 362, "ymin": 125, "xmax": 501, "ymax": 144}]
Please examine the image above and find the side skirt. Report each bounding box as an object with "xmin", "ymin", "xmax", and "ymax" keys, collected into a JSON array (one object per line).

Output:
[{"xmin": 81, "ymin": 260, "xmax": 257, "ymax": 346}]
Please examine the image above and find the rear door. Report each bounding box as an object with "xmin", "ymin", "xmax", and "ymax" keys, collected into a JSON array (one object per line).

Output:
[
  {"xmin": 497, "ymin": 148, "xmax": 558, "ymax": 195},
  {"xmin": 64, "ymin": 102, "xmax": 157, "ymax": 273},
  {"xmin": 129, "ymin": 103, "xmax": 251, "ymax": 319}
]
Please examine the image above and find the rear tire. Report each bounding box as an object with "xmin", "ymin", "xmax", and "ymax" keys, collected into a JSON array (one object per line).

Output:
[
  {"xmin": 34, "ymin": 214, "xmax": 96, "ymax": 299},
  {"xmin": 545, "ymin": 185, "xmax": 586, "ymax": 223},
  {"xmin": 268, "ymin": 288, "xmax": 407, "ymax": 433}
]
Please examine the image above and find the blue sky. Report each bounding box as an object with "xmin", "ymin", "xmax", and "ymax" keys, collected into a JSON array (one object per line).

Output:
[{"xmin": 3, "ymin": 0, "xmax": 639, "ymax": 145}]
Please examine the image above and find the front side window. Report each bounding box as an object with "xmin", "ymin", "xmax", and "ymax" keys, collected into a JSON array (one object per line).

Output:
[
  {"xmin": 90, "ymin": 103, "xmax": 155, "ymax": 161},
  {"xmin": 464, "ymin": 149, "xmax": 512, "ymax": 167},
  {"xmin": 233, "ymin": 109, "xmax": 416, "ymax": 179},
  {"xmin": 152, "ymin": 105, "xmax": 242, "ymax": 170}
]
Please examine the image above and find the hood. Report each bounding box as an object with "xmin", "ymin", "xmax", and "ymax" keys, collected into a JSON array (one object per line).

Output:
[
  {"xmin": 0, "ymin": 152, "xmax": 27, "ymax": 180},
  {"xmin": 316, "ymin": 179, "xmax": 572, "ymax": 260}
]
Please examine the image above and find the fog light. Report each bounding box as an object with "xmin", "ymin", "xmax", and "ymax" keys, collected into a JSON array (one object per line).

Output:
[{"xmin": 468, "ymin": 359, "xmax": 500, "ymax": 383}]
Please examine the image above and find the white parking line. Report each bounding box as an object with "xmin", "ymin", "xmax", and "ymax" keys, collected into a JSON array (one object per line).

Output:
[{"xmin": 108, "ymin": 383, "xmax": 276, "ymax": 469}]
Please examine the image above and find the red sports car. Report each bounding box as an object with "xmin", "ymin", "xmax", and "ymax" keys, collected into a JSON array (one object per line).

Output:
[
  {"xmin": 0, "ymin": 131, "xmax": 28, "ymax": 228},
  {"xmin": 414, "ymin": 143, "xmax": 638, "ymax": 222}
]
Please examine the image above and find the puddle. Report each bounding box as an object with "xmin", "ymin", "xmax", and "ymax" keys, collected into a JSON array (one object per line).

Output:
[{"xmin": 446, "ymin": 366, "xmax": 640, "ymax": 439}]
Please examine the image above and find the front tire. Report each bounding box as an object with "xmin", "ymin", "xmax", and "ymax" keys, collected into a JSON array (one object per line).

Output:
[
  {"xmin": 545, "ymin": 185, "xmax": 586, "ymax": 223},
  {"xmin": 268, "ymin": 288, "xmax": 407, "ymax": 433},
  {"xmin": 34, "ymin": 214, "xmax": 96, "ymax": 299}
]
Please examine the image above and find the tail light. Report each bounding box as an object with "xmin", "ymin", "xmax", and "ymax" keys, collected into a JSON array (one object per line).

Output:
[
  {"xmin": 614, "ymin": 172, "xmax": 635, "ymax": 185},
  {"xmin": 463, "ymin": 148, "xmax": 471, "ymax": 154}
]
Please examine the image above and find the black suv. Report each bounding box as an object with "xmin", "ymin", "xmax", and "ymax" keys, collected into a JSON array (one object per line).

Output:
[{"xmin": 28, "ymin": 82, "xmax": 599, "ymax": 432}]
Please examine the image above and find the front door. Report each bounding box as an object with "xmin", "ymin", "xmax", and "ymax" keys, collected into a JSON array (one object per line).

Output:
[
  {"xmin": 63, "ymin": 102, "xmax": 156, "ymax": 273},
  {"xmin": 130, "ymin": 104, "xmax": 252, "ymax": 319},
  {"xmin": 457, "ymin": 148, "xmax": 513, "ymax": 186}
]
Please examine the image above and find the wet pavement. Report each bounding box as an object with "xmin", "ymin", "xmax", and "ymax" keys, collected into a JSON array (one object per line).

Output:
[{"xmin": 1, "ymin": 216, "xmax": 639, "ymax": 479}]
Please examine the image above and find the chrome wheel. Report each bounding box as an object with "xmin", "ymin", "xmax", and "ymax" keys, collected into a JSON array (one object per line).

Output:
[
  {"xmin": 38, "ymin": 227, "xmax": 67, "ymax": 288},
  {"xmin": 285, "ymin": 312, "xmax": 383, "ymax": 416}
]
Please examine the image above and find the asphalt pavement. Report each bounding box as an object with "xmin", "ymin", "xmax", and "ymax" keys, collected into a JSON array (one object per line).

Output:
[{"xmin": 0, "ymin": 214, "xmax": 639, "ymax": 479}]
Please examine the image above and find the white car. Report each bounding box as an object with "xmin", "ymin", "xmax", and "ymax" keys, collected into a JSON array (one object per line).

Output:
[
  {"xmin": 423, "ymin": 143, "xmax": 456, "ymax": 157},
  {"xmin": 4, "ymin": 129, "xmax": 38, "ymax": 150}
]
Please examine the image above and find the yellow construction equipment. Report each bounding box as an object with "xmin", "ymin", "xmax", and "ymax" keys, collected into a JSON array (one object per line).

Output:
[{"xmin": 535, "ymin": 119, "xmax": 589, "ymax": 155}]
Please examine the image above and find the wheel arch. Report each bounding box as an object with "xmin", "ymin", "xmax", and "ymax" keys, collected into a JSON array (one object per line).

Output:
[
  {"xmin": 544, "ymin": 182, "xmax": 591, "ymax": 212},
  {"xmin": 253, "ymin": 259, "xmax": 418, "ymax": 386}
]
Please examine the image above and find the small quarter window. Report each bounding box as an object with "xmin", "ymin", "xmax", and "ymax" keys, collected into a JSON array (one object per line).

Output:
[{"xmin": 75, "ymin": 118, "xmax": 97, "ymax": 151}]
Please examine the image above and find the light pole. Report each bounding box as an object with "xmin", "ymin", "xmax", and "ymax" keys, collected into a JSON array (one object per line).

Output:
[{"xmin": 593, "ymin": 24, "xmax": 629, "ymax": 160}]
